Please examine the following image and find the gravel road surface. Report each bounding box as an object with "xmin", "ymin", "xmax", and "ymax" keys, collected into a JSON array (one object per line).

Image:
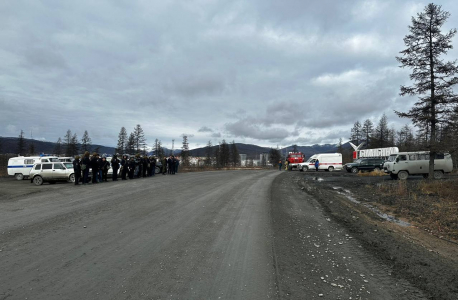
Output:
[{"xmin": 0, "ymin": 170, "xmax": 429, "ymax": 299}]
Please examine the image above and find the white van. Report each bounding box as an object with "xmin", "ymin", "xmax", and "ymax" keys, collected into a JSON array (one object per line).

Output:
[
  {"xmin": 7, "ymin": 156, "xmax": 60, "ymax": 180},
  {"xmin": 384, "ymin": 151, "xmax": 453, "ymax": 180},
  {"xmin": 298, "ymin": 153, "xmax": 343, "ymax": 172}
]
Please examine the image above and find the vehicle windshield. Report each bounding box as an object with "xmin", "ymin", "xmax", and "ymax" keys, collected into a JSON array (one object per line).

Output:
[
  {"xmin": 305, "ymin": 157, "xmax": 314, "ymax": 162},
  {"xmin": 387, "ymin": 155, "xmax": 397, "ymax": 162},
  {"xmin": 64, "ymin": 163, "xmax": 74, "ymax": 169},
  {"xmin": 353, "ymin": 159, "xmax": 362, "ymax": 163}
]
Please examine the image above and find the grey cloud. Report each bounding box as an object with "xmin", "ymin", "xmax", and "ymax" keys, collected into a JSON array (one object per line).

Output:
[
  {"xmin": 225, "ymin": 118, "xmax": 290, "ymax": 142},
  {"xmin": 198, "ymin": 126, "xmax": 213, "ymax": 132},
  {"xmin": 211, "ymin": 132, "xmax": 221, "ymax": 138}
]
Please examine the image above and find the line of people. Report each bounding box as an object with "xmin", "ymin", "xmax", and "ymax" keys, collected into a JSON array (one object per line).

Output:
[{"xmin": 72, "ymin": 152, "xmax": 180, "ymax": 185}]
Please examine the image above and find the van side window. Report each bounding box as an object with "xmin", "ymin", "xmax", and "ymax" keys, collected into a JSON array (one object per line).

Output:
[
  {"xmin": 35, "ymin": 164, "xmax": 41, "ymax": 170},
  {"xmin": 409, "ymin": 154, "xmax": 416, "ymax": 161},
  {"xmin": 398, "ymin": 155, "xmax": 407, "ymax": 161},
  {"xmin": 42, "ymin": 164, "xmax": 52, "ymax": 170},
  {"xmin": 42, "ymin": 159, "xmax": 49, "ymax": 162},
  {"xmin": 24, "ymin": 159, "xmax": 34, "ymax": 164},
  {"xmin": 435, "ymin": 153, "xmax": 445, "ymax": 159},
  {"xmin": 417, "ymin": 154, "xmax": 425, "ymax": 160},
  {"xmin": 425, "ymin": 154, "xmax": 430, "ymax": 160}
]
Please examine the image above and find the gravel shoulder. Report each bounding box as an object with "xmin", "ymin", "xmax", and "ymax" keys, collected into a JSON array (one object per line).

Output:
[{"xmin": 278, "ymin": 170, "xmax": 458, "ymax": 300}]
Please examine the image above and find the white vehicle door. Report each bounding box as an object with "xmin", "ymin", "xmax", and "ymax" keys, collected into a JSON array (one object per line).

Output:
[
  {"xmin": 53, "ymin": 163, "xmax": 67, "ymax": 179},
  {"xmin": 41, "ymin": 163, "xmax": 54, "ymax": 179}
]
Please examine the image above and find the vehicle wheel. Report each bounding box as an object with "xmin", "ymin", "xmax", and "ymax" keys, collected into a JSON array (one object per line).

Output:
[
  {"xmin": 303, "ymin": 166, "xmax": 308, "ymax": 172},
  {"xmin": 69, "ymin": 173, "xmax": 75, "ymax": 183},
  {"xmin": 33, "ymin": 176, "xmax": 43, "ymax": 186},
  {"xmin": 328, "ymin": 166, "xmax": 334, "ymax": 172},
  {"xmin": 433, "ymin": 170, "xmax": 443, "ymax": 180},
  {"xmin": 15, "ymin": 173, "xmax": 24, "ymax": 181},
  {"xmin": 351, "ymin": 167, "xmax": 359, "ymax": 174},
  {"xmin": 155, "ymin": 166, "xmax": 161, "ymax": 174},
  {"xmin": 422, "ymin": 174, "xmax": 429, "ymax": 179},
  {"xmin": 374, "ymin": 167, "xmax": 381, "ymax": 172},
  {"xmin": 398, "ymin": 171, "xmax": 409, "ymax": 180},
  {"xmin": 390, "ymin": 173, "xmax": 398, "ymax": 180},
  {"xmin": 299, "ymin": 167, "xmax": 303, "ymax": 172}
]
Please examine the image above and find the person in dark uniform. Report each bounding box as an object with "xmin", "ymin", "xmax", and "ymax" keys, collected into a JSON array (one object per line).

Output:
[
  {"xmin": 111, "ymin": 155, "xmax": 120, "ymax": 181},
  {"xmin": 101, "ymin": 156, "xmax": 110, "ymax": 182},
  {"xmin": 167, "ymin": 156, "xmax": 172, "ymax": 174},
  {"xmin": 73, "ymin": 156, "xmax": 81, "ymax": 185},
  {"xmin": 121, "ymin": 155, "xmax": 128, "ymax": 180},
  {"xmin": 150, "ymin": 156, "xmax": 156, "ymax": 176},
  {"xmin": 162, "ymin": 157, "xmax": 168, "ymax": 175},
  {"xmin": 142, "ymin": 156, "xmax": 148, "ymax": 178},
  {"xmin": 170, "ymin": 156, "xmax": 176, "ymax": 175},
  {"xmin": 91, "ymin": 153, "xmax": 99, "ymax": 183},
  {"xmin": 82, "ymin": 151, "xmax": 90, "ymax": 185},
  {"xmin": 128, "ymin": 157, "xmax": 136, "ymax": 179}
]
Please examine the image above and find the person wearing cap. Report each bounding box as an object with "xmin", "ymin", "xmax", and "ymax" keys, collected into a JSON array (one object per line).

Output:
[
  {"xmin": 111, "ymin": 155, "xmax": 120, "ymax": 181},
  {"xmin": 73, "ymin": 156, "xmax": 82, "ymax": 185},
  {"xmin": 121, "ymin": 155, "xmax": 128, "ymax": 180},
  {"xmin": 101, "ymin": 156, "xmax": 110, "ymax": 182},
  {"xmin": 82, "ymin": 151, "xmax": 90, "ymax": 184},
  {"xmin": 91, "ymin": 153, "xmax": 99, "ymax": 183}
]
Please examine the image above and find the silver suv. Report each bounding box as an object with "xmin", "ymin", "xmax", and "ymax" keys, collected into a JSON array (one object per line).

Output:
[{"xmin": 29, "ymin": 162, "xmax": 75, "ymax": 185}]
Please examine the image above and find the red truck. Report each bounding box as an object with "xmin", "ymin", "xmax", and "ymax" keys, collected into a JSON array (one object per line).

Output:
[{"xmin": 286, "ymin": 152, "xmax": 305, "ymax": 170}]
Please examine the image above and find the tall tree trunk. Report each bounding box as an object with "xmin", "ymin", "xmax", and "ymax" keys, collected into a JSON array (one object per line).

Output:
[{"xmin": 429, "ymin": 16, "xmax": 436, "ymax": 179}]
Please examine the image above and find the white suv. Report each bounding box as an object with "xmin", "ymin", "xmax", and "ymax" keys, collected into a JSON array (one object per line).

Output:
[{"xmin": 29, "ymin": 162, "xmax": 76, "ymax": 185}]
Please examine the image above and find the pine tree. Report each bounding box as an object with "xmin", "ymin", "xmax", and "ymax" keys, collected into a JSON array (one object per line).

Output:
[
  {"xmin": 292, "ymin": 144, "xmax": 298, "ymax": 152},
  {"xmin": 116, "ymin": 127, "xmax": 127, "ymax": 154},
  {"xmin": 64, "ymin": 130, "xmax": 73, "ymax": 156},
  {"xmin": 54, "ymin": 137, "xmax": 62, "ymax": 155},
  {"xmin": 181, "ymin": 135, "xmax": 190, "ymax": 166},
  {"xmin": 17, "ymin": 130, "xmax": 26, "ymax": 155},
  {"xmin": 337, "ymin": 138, "xmax": 344, "ymax": 154},
  {"xmin": 397, "ymin": 3, "xmax": 458, "ymax": 177},
  {"xmin": 268, "ymin": 148, "xmax": 281, "ymax": 167},
  {"xmin": 81, "ymin": 130, "xmax": 92, "ymax": 153},
  {"xmin": 214, "ymin": 143, "xmax": 221, "ymax": 168},
  {"xmin": 133, "ymin": 125, "xmax": 146, "ymax": 154},
  {"xmin": 219, "ymin": 140, "xmax": 230, "ymax": 167},
  {"xmin": 205, "ymin": 140, "xmax": 213, "ymax": 166},
  {"xmin": 373, "ymin": 114, "xmax": 389, "ymax": 148},
  {"xmin": 362, "ymin": 119, "xmax": 373, "ymax": 148},
  {"xmin": 230, "ymin": 141, "xmax": 240, "ymax": 167},
  {"xmin": 350, "ymin": 121, "xmax": 363, "ymax": 145},
  {"xmin": 127, "ymin": 132, "xmax": 135, "ymax": 154}
]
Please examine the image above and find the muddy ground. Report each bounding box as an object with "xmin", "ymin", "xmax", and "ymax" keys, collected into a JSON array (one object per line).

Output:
[{"xmin": 280, "ymin": 170, "xmax": 458, "ymax": 299}]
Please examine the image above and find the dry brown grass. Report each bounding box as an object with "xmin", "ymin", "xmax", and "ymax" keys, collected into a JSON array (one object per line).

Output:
[
  {"xmin": 377, "ymin": 179, "xmax": 458, "ymax": 241},
  {"xmin": 357, "ymin": 169, "xmax": 389, "ymax": 177}
]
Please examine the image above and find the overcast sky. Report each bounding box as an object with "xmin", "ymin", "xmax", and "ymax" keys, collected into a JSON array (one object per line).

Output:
[{"xmin": 1, "ymin": 0, "xmax": 458, "ymax": 150}]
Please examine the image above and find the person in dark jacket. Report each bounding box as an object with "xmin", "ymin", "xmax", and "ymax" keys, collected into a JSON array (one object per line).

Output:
[
  {"xmin": 142, "ymin": 156, "xmax": 148, "ymax": 178},
  {"xmin": 167, "ymin": 156, "xmax": 173, "ymax": 174},
  {"xmin": 73, "ymin": 156, "xmax": 81, "ymax": 185},
  {"xmin": 128, "ymin": 157, "xmax": 136, "ymax": 179},
  {"xmin": 315, "ymin": 159, "xmax": 320, "ymax": 172},
  {"xmin": 121, "ymin": 155, "xmax": 128, "ymax": 180},
  {"xmin": 170, "ymin": 156, "xmax": 176, "ymax": 175},
  {"xmin": 150, "ymin": 156, "xmax": 156, "ymax": 176},
  {"xmin": 162, "ymin": 157, "xmax": 167, "ymax": 175},
  {"xmin": 82, "ymin": 151, "xmax": 90, "ymax": 184},
  {"xmin": 101, "ymin": 156, "xmax": 110, "ymax": 182},
  {"xmin": 111, "ymin": 155, "xmax": 120, "ymax": 181},
  {"xmin": 91, "ymin": 153, "xmax": 99, "ymax": 183}
]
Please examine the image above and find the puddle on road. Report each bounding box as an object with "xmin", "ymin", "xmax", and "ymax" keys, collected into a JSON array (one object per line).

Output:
[
  {"xmin": 304, "ymin": 177, "xmax": 325, "ymax": 182},
  {"xmin": 332, "ymin": 187, "xmax": 410, "ymax": 227}
]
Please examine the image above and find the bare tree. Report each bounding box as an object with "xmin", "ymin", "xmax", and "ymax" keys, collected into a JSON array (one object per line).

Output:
[{"xmin": 17, "ymin": 130, "xmax": 26, "ymax": 155}]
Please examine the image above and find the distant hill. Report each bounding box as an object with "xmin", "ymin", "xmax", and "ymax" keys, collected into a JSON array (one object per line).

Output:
[
  {"xmin": 0, "ymin": 136, "xmax": 116, "ymax": 155},
  {"xmin": 1, "ymin": 136, "xmax": 351, "ymax": 158},
  {"xmin": 190, "ymin": 142, "xmax": 350, "ymax": 159}
]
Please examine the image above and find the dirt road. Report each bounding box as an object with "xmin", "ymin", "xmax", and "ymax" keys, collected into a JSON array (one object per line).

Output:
[{"xmin": 0, "ymin": 170, "xmax": 448, "ymax": 299}]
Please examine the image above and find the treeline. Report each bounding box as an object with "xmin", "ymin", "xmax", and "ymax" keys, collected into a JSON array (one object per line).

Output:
[
  {"xmin": 349, "ymin": 113, "xmax": 458, "ymax": 166},
  {"xmin": 202, "ymin": 140, "xmax": 241, "ymax": 167}
]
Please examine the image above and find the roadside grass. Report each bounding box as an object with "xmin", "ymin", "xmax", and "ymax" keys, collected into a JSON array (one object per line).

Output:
[
  {"xmin": 377, "ymin": 179, "xmax": 458, "ymax": 241},
  {"xmin": 357, "ymin": 169, "xmax": 388, "ymax": 177}
]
